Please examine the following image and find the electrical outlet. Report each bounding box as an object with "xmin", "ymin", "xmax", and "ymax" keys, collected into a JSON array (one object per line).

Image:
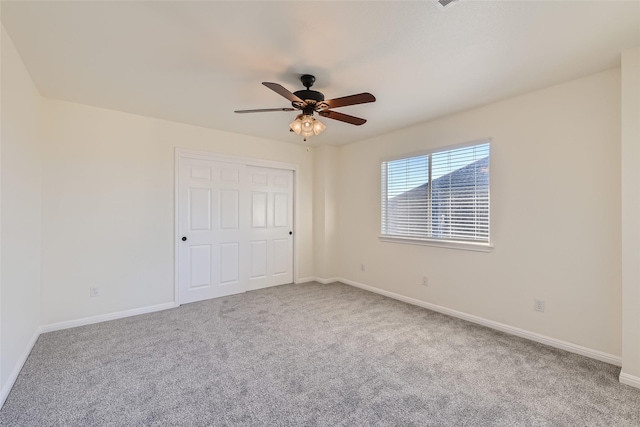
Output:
[
  {"xmin": 90, "ymin": 287, "xmax": 100, "ymax": 298},
  {"xmin": 422, "ymin": 276, "xmax": 429, "ymax": 286},
  {"xmin": 535, "ymin": 299, "xmax": 545, "ymax": 312},
  {"xmin": 360, "ymin": 263, "xmax": 365, "ymax": 272}
]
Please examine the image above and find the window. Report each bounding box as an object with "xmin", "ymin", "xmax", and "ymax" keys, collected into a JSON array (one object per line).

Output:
[{"xmin": 381, "ymin": 141, "xmax": 490, "ymax": 249}]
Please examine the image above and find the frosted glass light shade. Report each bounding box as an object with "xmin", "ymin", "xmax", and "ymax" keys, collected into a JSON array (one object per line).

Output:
[
  {"xmin": 289, "ymin": 117, "xmax": 303, "ymax": 134},
  {"xmin": 313, "ymin": 119, "xmax": 326, "ymax": 135},
  {"xmin": 289, "ymin": 114, "xmax": 326, "ymax": 138},
  {"xmin": 300, "ymin": 115, "xmax": 315, "ymax": 137}
]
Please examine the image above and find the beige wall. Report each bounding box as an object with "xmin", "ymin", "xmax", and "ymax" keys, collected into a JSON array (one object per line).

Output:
[
  {"xmin": 40, "ymin": 99, "xmax": 314, "ymax": 325},
  {"xmin": 335, "ymin": 69, "xmax": 622, "ymax": 356},
  {"xmin": 621, "ymin": 46, "xmax": 640, "ymax": 381},
  {"xmin": 0, "ymin": 27, "xmax": 44, "ymax": 391}
]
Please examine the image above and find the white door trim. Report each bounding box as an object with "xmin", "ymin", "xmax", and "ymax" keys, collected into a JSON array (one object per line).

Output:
[{"xmin": 174, "ymin": 148, "xmax": 299, "ymax": 305}]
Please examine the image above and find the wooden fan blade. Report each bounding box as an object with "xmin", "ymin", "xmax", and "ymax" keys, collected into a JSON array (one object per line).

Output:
[
  {"xmin": 319, "ymin": 110, "xmax": 367, "ymax": 126},
  {"xmin": 262, "ymin": 82, "xmax": 304, "ymax": 103},
  {"xmin": 234, "ymin": 108, "xmax": 296, "ymax": 113},
  {"xmin": 324, "ymin": 92, "xmax": 376, "ymax": 109}
]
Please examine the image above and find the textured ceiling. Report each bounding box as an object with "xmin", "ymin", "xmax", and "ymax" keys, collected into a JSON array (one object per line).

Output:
[{"xmin": 2, "ymin": 1, "xmax": 639, "ymax": 146}]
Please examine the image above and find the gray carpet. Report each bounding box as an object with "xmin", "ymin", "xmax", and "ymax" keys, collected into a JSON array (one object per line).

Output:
[{"xmin": 1, "ymin": 282, "xmax": 639, "ymax": 426}]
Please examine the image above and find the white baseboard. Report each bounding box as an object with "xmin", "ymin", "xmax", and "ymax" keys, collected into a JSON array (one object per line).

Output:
[
  {"xmin": 310, "ymin": 277, "xmax": 340, "ymax": 285},
  {"xmin": 295, "ymin": 277, "xmax": 339, "ymax": 285},
  {"xmin": 1, "ymin": 326, "xmax": 42, "ymax": 408},
  {"xmin": 620, "ymin": 372, "xmax": 640, "ymax": 389},
  {"xmin": 338, "ymin": 277, "xmax": 622, "ymax": 367},
  {"xmin": 40, "ymin": 302, "xmax": 178, "ymax": 333}
]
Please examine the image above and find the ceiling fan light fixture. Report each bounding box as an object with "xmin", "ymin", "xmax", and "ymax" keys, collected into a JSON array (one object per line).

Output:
[{"xmin": 289, "ymin": 114, "xmax": 325, "ymax": 138}]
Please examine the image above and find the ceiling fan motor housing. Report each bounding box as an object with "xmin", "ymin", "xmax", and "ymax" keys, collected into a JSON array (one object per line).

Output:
[
  {"xmin": 293, "ymin": 74, "xmax": 325, "ymax": 112},
  {"xmin": 293, "ymin": 89, "xmax": 324, "ymax": 102}
]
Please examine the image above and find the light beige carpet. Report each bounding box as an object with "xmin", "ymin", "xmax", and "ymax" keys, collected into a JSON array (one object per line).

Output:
[{"xmin": 1, "ymin": 282, "xmax": 639, "ymax": 426}]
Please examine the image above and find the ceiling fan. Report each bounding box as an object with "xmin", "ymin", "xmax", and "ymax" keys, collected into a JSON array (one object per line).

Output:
[{"xmin": 234, "ymin": 74, "xmax": 376, "ymax": 141}]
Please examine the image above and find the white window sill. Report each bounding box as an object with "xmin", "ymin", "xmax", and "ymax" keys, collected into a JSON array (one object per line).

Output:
[{"xmin": 378, "ymin": 235, "xmax": 493, "ymax": 252}]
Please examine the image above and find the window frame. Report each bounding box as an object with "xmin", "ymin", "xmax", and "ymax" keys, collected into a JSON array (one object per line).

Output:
[{"xmin": 379, "ymin": 138, "xmax": 493, "ymax": 252}]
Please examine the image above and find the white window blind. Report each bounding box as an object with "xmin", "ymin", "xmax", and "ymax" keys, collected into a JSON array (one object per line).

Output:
[{"xmin": 381, "ymin": 142, "xmax": 490, "ymax": 244}]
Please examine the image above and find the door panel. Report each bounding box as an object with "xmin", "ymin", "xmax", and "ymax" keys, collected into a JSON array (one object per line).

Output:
[
  {"xmin": 219, "ymin": 242, "xmax": 240, "ymax": 285},
  {"xmin": 274, "ymin": 193, "xmax": 289, "ymax": 227},
  {"xmin": 252, "ymin": 192, "xmax": 268, "ymax": 228},
  {"xmin": 189, "ymin": 188, "xmax": 211, "ymax": 231},
  {"xmin": 251, "ymin": 240, "xmax": 267, "ymax": 278},
  {"xmin": 274, "ymin": 175, "xmax": 289, "ymax": 188},
  {"xmin": 252, "ymin": 173, "xmax": 268, "ymax": 186},
  {"xmin": 191, "ymin": 166, "xmax": 212, "ymax": 180},
  {"xmin": 273, "ymin": 239, "xmax": 289, "ymax": 275},
  {"xmin": 220, "ymin": 190, "xmax": 239, "ymax": 229},
  {"xmin": 220, "ymin": 167, "xmax": 239, "ymax": 183},
  {"xmin": 189, "ymin": 245, "xmax": 211, "ymax": 289}
]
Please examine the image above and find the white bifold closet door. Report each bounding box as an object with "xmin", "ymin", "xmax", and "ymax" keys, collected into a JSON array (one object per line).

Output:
[{"xmin": 178, "ymin": 158, "xmax": 293, "ymax": 305}]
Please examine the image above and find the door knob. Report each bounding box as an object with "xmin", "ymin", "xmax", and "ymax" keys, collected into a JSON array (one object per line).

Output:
[
  {"xmin": 289, "ymin": 231, "xmax": 293, "ymax": 235},
  {"xmin": 182, "ymin": 236, "xmax": 187, "ymax": 241}
]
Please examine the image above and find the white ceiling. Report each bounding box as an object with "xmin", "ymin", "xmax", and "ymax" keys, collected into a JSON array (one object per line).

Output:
[{"xmin": 2, "ymin": 1, "xmax": 639, "ymax": 146}]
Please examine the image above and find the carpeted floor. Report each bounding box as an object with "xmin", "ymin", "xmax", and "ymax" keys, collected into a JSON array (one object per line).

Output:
[{"xmin": 1, "ymin": 282, "xmax": 639, "ymax": 426}]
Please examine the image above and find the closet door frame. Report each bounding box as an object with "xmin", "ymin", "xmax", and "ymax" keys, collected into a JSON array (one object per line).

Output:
[{"xmin": 174, "ymin": 148, "xmax": 299, "ymax": 304}]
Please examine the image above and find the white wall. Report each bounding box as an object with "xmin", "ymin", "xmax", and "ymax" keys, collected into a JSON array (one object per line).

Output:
[
  {"xmin": 312, "ymin": 145, "xmax": 338, "ymax": 279},
  {"xmin": 335, "ymin": 69, "xmax": 622, "ymax": 356},
  {"xmin": 621, "ymin": 46, "xmax": 640, "ymax": 383},
  {"xmin": 0, "ymin": 26, "xmax": 44, "ymax": 397},
  {"xmin": 41, "ymin": 99, "xmax": 314, "ymax": 325}
]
